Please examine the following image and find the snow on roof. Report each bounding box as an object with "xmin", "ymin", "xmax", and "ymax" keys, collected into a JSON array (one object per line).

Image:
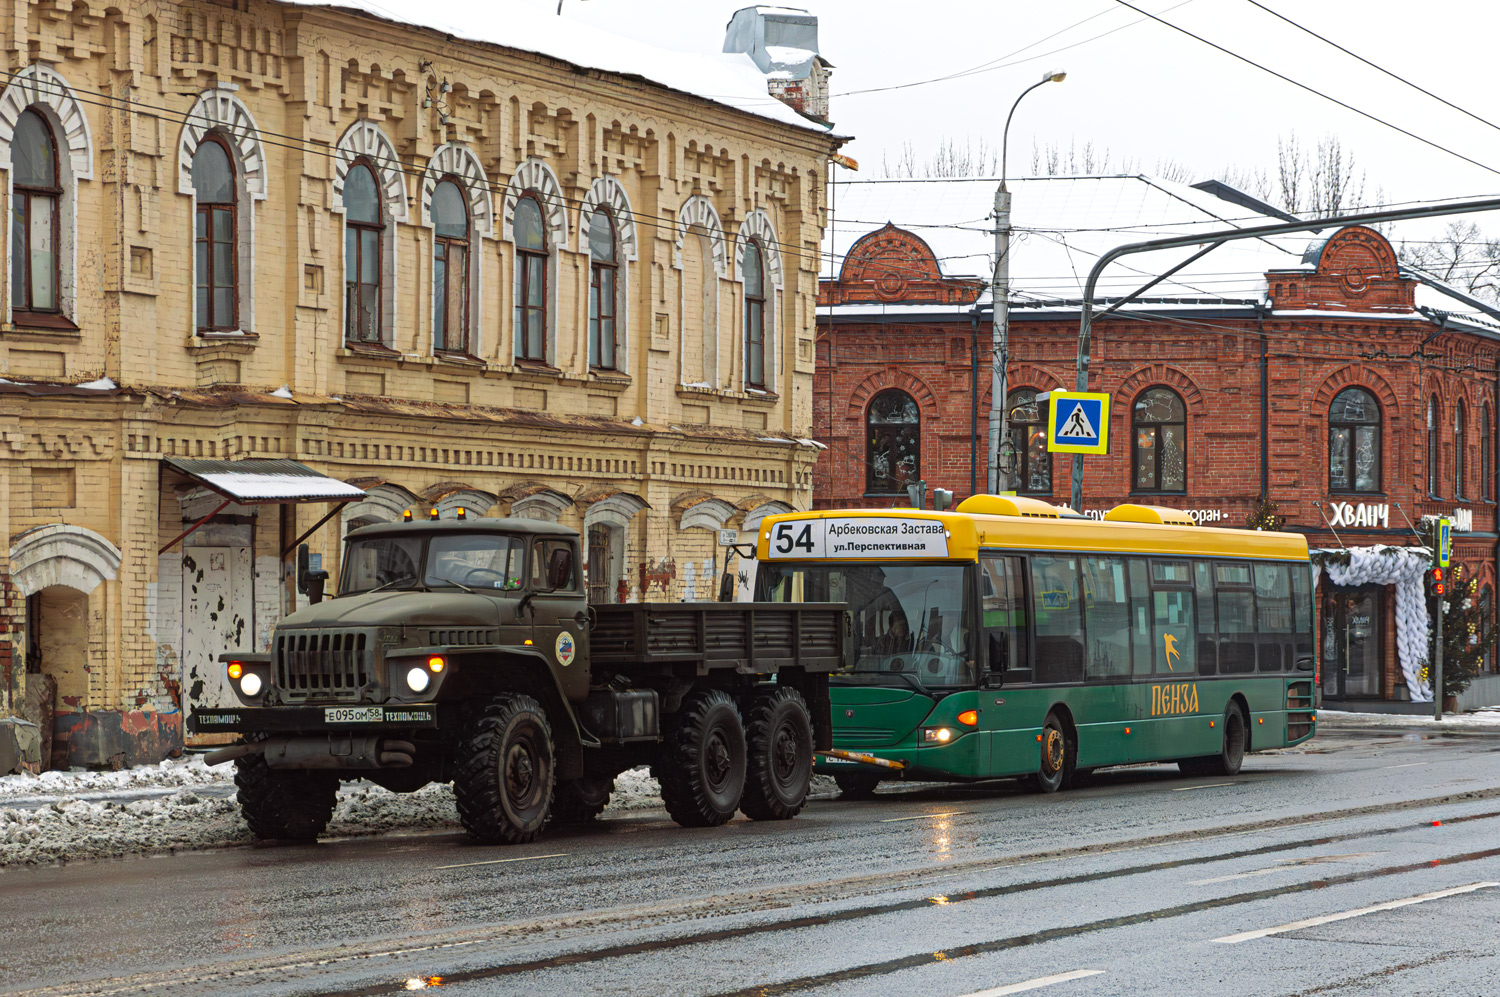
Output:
[
  {"xmin": 285, "ymin": 0, "xmax": 825, "ymax": 133},
  {"xmin": 826, "ymin": 174, "xmax": 1318, "ymax": 307},
  {"xmin": 166, "ymin": 458, "xmax": 366, "ymax": 503}
]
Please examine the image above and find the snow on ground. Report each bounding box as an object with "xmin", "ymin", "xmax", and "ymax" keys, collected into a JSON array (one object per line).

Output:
[
  {"xmin": 1318, "ymin": 708, "xmax": 1500, "ymax": 728},
  {"xmin": 0, "ymin": 760, "xmax": 840, "ymax": 868}
]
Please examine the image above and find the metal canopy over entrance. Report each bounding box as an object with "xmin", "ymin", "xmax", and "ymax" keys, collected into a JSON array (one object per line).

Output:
[{"xmin": 159, "ymin": 458, "xmax": 366, "ymax": 555}]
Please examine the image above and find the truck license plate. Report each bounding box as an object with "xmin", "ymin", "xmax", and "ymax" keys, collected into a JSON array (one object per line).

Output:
[{"xmin": 324, "ymin": 706, "xmax": 384, "ymax": 724}]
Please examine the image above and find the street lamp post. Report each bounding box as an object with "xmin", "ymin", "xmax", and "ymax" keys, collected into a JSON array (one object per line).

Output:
[{"xmin": 988, "ymin": 69, "xmax": 1066, "ymax": 494}]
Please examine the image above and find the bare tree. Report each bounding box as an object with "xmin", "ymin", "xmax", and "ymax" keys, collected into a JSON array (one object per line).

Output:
[{"xmin": 1398, "ymin": 221, "xmax": 1500, "ymax": 303}]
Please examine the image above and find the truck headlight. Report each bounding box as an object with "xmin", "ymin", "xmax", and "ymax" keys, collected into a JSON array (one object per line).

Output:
[
  {"xmin": 922, "ymin": 727, "xmax": 954, "ymax": 744},
  {"xmin": 239, "ymin": 672, "xmax": 263, "ymax": 697},
  {"xmin": 406, "ymin": 667, "xmax": 431, "ymax": 693}
]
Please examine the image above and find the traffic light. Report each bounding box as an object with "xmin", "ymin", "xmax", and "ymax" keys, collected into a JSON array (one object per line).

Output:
[{"xmin": 1428, "ymin": 566, "xmax": 1446, "ymax": 597}]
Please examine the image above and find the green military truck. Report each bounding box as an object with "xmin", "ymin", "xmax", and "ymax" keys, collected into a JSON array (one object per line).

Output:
[{"xmin": 191, "ymin": 515, "xmax": 849, "ymax": 844}]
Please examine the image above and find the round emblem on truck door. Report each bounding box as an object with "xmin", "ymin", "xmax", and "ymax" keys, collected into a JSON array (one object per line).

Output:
[{"xmin": 555, "ymin": 631, "xmax": 576, "ymax": 666}]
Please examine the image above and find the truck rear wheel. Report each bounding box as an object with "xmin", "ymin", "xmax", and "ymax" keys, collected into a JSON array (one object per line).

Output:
[
  {"xmin": 740, "ymin": 687, "xmax": 813, "ymax": 821},
  {"xmin": 234, "ymin": 752, "xmax": 338, "ymax": 841},
  {"xmin": 454, "ymin": 694, "xmax": 555, "ymax": 844},
  {"xmin": 550, "ymin": 776, "xmax": 615, "ymax": 824},
  {"xmin": 655, "ymin": 688, "xmax": 746, "ymax": 827}
]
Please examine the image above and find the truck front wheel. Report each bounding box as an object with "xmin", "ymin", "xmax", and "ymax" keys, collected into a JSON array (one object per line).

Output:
[
  {"xmin": 740, "ymin": 687, "xmax": 813, "ymax": 821},
  {"xmin": 234, "ymin": 752, "xmax": 338, "ymax": 841},
  {"xmin": 454, "ymin": 694, "xmax": 556, "ymax": 844},
  {"xmin": 655, "ymin": 688, "xmax": 746, "ymax": 827}
]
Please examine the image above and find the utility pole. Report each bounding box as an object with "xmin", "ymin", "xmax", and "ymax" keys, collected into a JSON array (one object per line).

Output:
[{"xmin": 987, "ymin": 69, "xmax": 1065, "ymax": 494}]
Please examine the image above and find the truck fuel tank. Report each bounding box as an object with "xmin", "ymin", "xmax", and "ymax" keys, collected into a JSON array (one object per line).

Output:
[{"xmin": 582, "ymin": 688, "xmax": 659, "ymax": 743}]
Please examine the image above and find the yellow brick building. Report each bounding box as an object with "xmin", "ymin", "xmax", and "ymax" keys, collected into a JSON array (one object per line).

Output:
[{"xmin": 0, "ymin": 0, "xmax": 841, "ymax": 765}]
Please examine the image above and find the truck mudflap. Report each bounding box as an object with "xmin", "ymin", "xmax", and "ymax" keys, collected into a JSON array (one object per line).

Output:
[{"xmin": 190, "ymin": 704, "xmax": 439, "ymax": 734}]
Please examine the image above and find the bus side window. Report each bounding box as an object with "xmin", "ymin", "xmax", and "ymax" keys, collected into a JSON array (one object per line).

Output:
[
  {"xmin": 1254, "ymin": 562, "xmax": 1293, "ymax": 672},
  {"xmin": 1215, "ymin": 562, "xmax": 1257, "ymax": 674},
  {"xmin": 1129, "ymin": 559, "xmax": 1152, "ymax": 675},
  {"xmin": 981, "ymin": 555, "xmax": 1029, "ymax": 682},
  {"xmin": 1031, "ymin": 555, "xmax": 1084, "ymax": 684},
  {"xmin": 1150, "ymin": 560, "xmax": 1196, "ymax": 676},
  {"xmin": 1194, "ymin": 561, "xmax": 1217, "ymax": 676},
  {"xmin": 1290, "ymin": 563, "xmax": 1314, "ymax": 668},
  {"xmin": 1081, "ymin": 556, "xmax": 1131, "ymax": 679}
]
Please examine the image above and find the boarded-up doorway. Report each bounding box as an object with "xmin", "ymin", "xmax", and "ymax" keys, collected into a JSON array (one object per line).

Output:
[{"xmin": 181, "ymin": 547, "xmax": 252, "ymax": 718}]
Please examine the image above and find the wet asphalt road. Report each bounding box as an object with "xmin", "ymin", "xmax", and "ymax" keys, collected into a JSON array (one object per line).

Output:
[{"xmin": 4, "ymin": 724, "xmax": 1500, "ymax": 997}]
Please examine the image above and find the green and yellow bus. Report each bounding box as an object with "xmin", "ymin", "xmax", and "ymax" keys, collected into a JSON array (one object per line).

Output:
[{"xmin": 754, "ymin": 496, "xmax": 1317, "ymax": 795}]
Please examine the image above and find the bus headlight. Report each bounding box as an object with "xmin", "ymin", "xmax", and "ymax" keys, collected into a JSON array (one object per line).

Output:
[
  {"xmin": 922, "ymin": 727, "xmax": 954, "ymax": 744},
  {"xmin": 239, "ymin": 672, "xmax": 263, "ymax": 698},
  {"xmin": 406, "ymin": 667, "xmax": 431, "ymax": 693}
]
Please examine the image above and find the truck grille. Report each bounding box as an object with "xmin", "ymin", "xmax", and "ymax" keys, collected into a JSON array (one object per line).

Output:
[{"xmin": 276, "ymin": 630, "xmax": 372, "ymax": 701}]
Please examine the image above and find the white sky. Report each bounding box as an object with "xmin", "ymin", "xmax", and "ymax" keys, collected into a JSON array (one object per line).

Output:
[{"xmin": 341, "ymin": 0, "xmax": 1500, "ymax": 235}]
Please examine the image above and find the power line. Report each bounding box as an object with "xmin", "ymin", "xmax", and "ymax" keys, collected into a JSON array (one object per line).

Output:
[
  {"xmin": 1242, "ymin": 0, "xmax": 1500, "ymax": 137},
  {"xmin": 1111, "ymin": 0, "xmax": 1500, "ymax": 179}
]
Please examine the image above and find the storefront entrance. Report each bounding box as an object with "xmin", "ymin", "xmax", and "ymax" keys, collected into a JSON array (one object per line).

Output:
[{"xmin": 1322, "ymin": 585, "xmax": 1383, "ymax": 699}]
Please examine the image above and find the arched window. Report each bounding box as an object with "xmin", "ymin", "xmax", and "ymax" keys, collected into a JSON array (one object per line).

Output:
[
  {"xmin": 1007, "ymin": 388, "xmax": 1050, "ymax": 494},
  {"xmin": 343, "ymin": 161, "xmax": 383, "ymax": 344},
  {"xmin": 1328, "ymin": 387, "xmax": 1381, "ymax": 493},
  {"xmin": 192, "ymin": 135, "xmax": 237, "ymax": 332},
  {"xmin": 1132, "ymin": 387, "xmax": 1186, "ymax": 493},
  {"xmin": 744, "ymin": 239, "xmax": 766, "ymax": 389},
  {"xmin": 514, "ymin": 193, "xmax": 547, "ymax": 362},
  {"xmin": 1428, "ymin": 396, "xmax": 1441, "ymax": 496},
  {"xmin": 1484, "ymin": 404, "xmax": 1493, "ymax": 501},
  {"xmin": 1456, "ymin": 400, "xmax": 1468, "ymax": 498},
  {"xmin": 588, "ymin": 208, "xmax": 618, "ymax": 370},
  {"xmin": 866, "ymin": 389, "xmax": 920, "ymax": 495},
  {"xmin": 11, "ymin": 109, "xmax": 60, "ymax": 316},
  {"xmin": 432, "ymin": 178, "xmax": 470, "ymax": 354}
]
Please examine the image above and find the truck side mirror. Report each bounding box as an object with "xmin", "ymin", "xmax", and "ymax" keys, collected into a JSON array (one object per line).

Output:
[{"xmin": 297, "ymin": 543, "xmax": 331, "ymax": 604}]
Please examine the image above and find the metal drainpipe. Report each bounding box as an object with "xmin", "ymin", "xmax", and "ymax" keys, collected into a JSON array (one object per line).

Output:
[
  {"xmin": 970, "ymin": 311, "xmax": 979, "ymax": 498},
  {"xmin": 1259, "ymin": 307, "xmax": 1269, "ymax": 501}
]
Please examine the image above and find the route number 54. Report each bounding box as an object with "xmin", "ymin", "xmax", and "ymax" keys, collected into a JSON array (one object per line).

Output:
[{"xmin": 773, "ymin": 522, "xmax": 816, "ymax": 555}]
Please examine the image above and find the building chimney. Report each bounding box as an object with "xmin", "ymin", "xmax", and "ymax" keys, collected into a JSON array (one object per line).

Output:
[{"xmin": 724, "ymin": 6, "xmax": 833, "ymax": 123}]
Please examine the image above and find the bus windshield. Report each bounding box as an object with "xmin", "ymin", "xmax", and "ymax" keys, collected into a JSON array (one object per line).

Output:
[{"xmin": 756, "ymin": 562, "xmax": 973, "ymax": 690}]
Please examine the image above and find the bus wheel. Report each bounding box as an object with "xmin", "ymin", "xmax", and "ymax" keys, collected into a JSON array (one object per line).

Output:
[
  {"xmin": 834, "ymin": 773, "xmax": 882, "ymax": 799},
  {"xmin": 655, "ymin": 688, "xmax": 747, "ymax": 827},
  {"xmin": 454, "ymin": 694, "xmax": 556, "ymax": 845},
  {"xmin": 1180, "ymin": 702, "xmax": 1248, "ymax": 777},
  {"xmin": 550, "ymin": 776, "xmax": 615, "ymax": 824},
  {"xmin": 1029, "ymin": 711, "xmax": 1073, "ymax": 793},
  {"xmin": 741, "ymin": 687, "xmax": 814, "ymax": 821}
]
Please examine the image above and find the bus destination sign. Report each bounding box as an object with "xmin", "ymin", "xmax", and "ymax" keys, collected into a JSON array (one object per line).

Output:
[{"xmin": 766, "ymin": 517, "xmax": 951, "ymax": 559}]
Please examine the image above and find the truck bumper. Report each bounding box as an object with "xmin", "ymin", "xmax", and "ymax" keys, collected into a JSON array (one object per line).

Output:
[{"xmin": 190, "ymin": 704, "xmax": 439, "ymax": 735}]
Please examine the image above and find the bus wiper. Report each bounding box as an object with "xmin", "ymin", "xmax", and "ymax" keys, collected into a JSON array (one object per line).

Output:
[{"xmin": 890, "ymin": 670, "xmax": 934, "ymax": 699}]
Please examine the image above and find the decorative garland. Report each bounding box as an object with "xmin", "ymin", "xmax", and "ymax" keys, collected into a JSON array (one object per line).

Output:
[{"xmin": 1310, "ymin": 545, "xmax": 1432, "ymax": 702}]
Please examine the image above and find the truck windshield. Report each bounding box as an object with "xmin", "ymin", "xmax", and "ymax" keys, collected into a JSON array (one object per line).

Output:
[
  {"xmin": 756, "ymin": 562, "xmax": 974, "ymax": 690},
  {"xmin": 340, "ymin": 534, "xmax": 527, "ymax": 595}
]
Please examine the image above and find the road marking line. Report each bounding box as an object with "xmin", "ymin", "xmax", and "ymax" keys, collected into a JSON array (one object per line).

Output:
[
  {"xmin": 1383, "ymin": 762, "xmax": 1428, "ymax": 769},
  {"xmin": 1212, "ymin": 881, "xmax": 1500, "ymax": 943},
  {"xmin": 434, "ymin": 852, "xmax": 568, "ymax": 870},
  {"xmin": 962, "ymin": 969, "xmax": 1106, "ymax": 995},
  {"xmin": 879, "ymin": 811, "xmax": 970, "ymax": 823},
  {"xmin": 1172, "ymin": 782, "xmax": 1234, "ymax": 792}
]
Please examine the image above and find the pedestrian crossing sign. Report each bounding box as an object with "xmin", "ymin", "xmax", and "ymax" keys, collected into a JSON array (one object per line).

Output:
[{"xmin": 1047, "ymin": 391, "xmax": 1110, "ymax": 454}]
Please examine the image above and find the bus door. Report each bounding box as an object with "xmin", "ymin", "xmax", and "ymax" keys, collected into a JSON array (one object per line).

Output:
[{"xmin": 978, "ymin": 554, "xmax": 1032, "ymax": 773}]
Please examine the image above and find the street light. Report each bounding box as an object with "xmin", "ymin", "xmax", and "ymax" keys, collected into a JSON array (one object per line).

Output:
[{"xmin": 987, "ymin": 68, "xmax": 1066, "ymax": 494}]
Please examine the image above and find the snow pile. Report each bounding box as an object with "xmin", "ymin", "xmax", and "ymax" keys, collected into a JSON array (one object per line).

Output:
[
  {"xmin": 1319, "ymin": 708, "xmax": 1500, "ymax": 728},
  {"xmin": 0, "ymin": 755, "xmax": 228, "ymax": 799},
  {"xmin": 0, "ymin": 764, "xmax": 838, "ymax": 866}
]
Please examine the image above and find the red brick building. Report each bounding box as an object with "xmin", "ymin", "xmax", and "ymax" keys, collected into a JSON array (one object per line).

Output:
[{"xmin": 815, "ymin": 176, "xmax": 1500, "ymax": 709}]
